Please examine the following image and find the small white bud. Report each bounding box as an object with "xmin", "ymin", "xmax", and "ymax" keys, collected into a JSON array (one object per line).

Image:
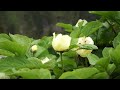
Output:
[
  {"xmin": 75, "ymin": 19, "xmax": 88, "ymax": 27},
  {"xmin": 31, "ymin": 45, "xmax": 38, "ymax": 52}
]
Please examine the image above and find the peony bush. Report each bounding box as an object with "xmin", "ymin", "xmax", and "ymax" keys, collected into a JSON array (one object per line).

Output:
[{"xmin": 0, "ymin": 11, "xmax": 120, "ymax": 79}]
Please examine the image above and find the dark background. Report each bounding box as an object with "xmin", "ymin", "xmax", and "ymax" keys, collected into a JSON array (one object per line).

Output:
[{"xmin": 0, "ymin": 11, "xmax": 99, "ymax": 39}]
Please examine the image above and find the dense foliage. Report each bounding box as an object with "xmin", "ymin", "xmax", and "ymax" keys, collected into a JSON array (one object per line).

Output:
[{"xmin": 0, "ymin": 11, "xmax": 120, "ymax": 79}]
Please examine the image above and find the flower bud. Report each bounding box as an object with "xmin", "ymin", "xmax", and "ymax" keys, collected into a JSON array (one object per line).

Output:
[
  {"xmin": 76, "ymin": 36, "xmax": 94, "ymax": 57},
  {"xmin": 52, "ymin": 32, "xmax": 71, "ymax": 51},
  {"xmin": 31, "ymin": 45, "xmax": 38, "ymax": 52},
  {"xmin": 75, "ymin": 19, "xmax": 87, "ymax": 27}
]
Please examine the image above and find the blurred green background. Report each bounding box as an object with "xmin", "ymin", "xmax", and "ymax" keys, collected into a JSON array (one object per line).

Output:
[{"xmin": 0, "ymin": 11, "xmax": 98, "ymax": 39}]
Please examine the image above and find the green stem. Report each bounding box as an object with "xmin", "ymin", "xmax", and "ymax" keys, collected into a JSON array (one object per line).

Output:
[
  {"xmin": 81, "ymin": 60, "xmax": 84, "ymax": 67},
  {"xmin": 32, "ymin": 51, "xmax": 36, "ymax": 57},
  {"xmin": 60, "ymin": 52, "xmax": 64, "ymax": 72},
  {"xmin": 75, "ymin": 54, "xmax": 79, "ymax": 67},
  {"xmin": 79, "ymin": 55, "xmax": 84, "ymax": 67},
  {"xmin": 78, "ymin": 55, "xmax": 84, "ymax": 67},
  {"xmin": 84, "ymin": 58, "xmax": 88, "ymax": 67},
  {"xmin": 32, "ymin": 52, "xmax": 34, "ymax": 57}
]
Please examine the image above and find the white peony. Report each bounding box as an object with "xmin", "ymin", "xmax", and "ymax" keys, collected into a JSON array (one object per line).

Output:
[
  {"xmin": 52, "ymin": 32, "xmax": 71, "ymax": 51},
  {"xmin": 76, "ymin": 36, "xmax": 94, "ymax": 57}
]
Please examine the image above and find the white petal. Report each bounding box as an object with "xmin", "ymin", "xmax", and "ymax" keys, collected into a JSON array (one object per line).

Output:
[{"xmin": 41, "ymin": 57, "xmax": 51, "ymax": 64}]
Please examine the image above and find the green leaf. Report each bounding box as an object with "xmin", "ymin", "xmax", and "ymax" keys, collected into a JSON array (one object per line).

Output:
[
  {"xmin": 107, "ymin": 64, "xmax": 116, "ymax": 75},
  {"xmin": 69, "ymin": 45, "xmax": 78, "ymax": 50},
  {"xmin": 38, "ymin": 36, "xmax": 52, "ymax": 48},
  {"xmin": 102, "ymin": 47, "xmax": 114, "ymax": 58},
  {"xmin": 110, "ymin": 66, "xmax": 120, "ymax": 79},
  {"xmin": 34, "ymin": 46, "xmax": 49, "ymax": 57},
  {"xmin": 26, "ymin": 44, "xmax": 49, "ymax": 58},
  {"xmin": 59, "ymin": 72, "xmax": 79, "ymax": 79},
  {"xmin": 0, "ymin": 33, "xmax": 11, "ymax": 40},
  {"xmin": 110, "ymin": 44, "xmax": 120, "ymax": 66},
  {"xmin": 0, "ymin": 38, "xmax": 11, "ymax": 42},
  {"xmin": 59, "ymin": 67, "xmax": 99, "ymax": 79},
  {"xmin": 96, "ymin": 27, "xmax": 115, "ymax": 47},
  {"xmin": 63, "ymin": 59, "xmax": 77, "ymax": 71},
  {"xmin": 87, "ymin": 53, "xmax": 99, "ymax": 65},
  {"xmin": 0, "ymin": 40, "xmax": 28, "ymax": 56},
  {"xmin": 89, "ymin": 11, "xmax": 120, "ymax": 21},
  {"xmin": 9, "ymin": 34, "xmax": 33, "ymax": 46},
  {"xmin": 0, "ymin": 34, "xmax": 12, "ymax": 42},
  {"xmin": 71, "ymin": 21, "xmax": 85, "ymax": 38},
  {"xmin": 63, "ymin": 50, "xmax": 77, "ymax": 57},
  {"xmin": 113, "ymin": 32, "xmax": 120, "ymax": 48},
  {"xmin": 0, "ymin": 34, "xmax": 33, "ymax": 56},
  {"xmin": 31, "ymin": 39, "xmax": 41, "ymax": 45},
  {"xmin": 57, "ymin": 55, "xmax": 77, "ymax": 71},
  {"xmin": 0, "ymin": 56, "xmax": 42, "ymax": 72},
  {"xmin": 80, "ymin": 21, "xmax": 103, "ymax": 37},
  {"xmin": 70, "ymin": 27, "xmax": 80, "ymax": 38},
  {"xmin": 69, "ymin": 38, "xmax": 78, "ymax": 49},
  {"xmin": 90, "ymin": 72, "xmax": 109, "ymax": 79},
  {"xmin": 89, "ymin": 11, "xmax": 118, "ymax": 17},
  {"xmin": 53, "ymin": 66, "xmax": 63, "ymax": 78},
  {"xmin": 39, "ymin": 54, "xmax": 57, "ymax": 69},
  {"xmin": 0, "ymin": 49, "xmax": 15, "ymax": 57},
  {"xmin": 12, "ymin": 68, "xmax": 51, "ymax": 79},
  {"xmin": 95, "ymin": 57, "xmax": 109, "ymax": 72},
  {"xmin": 60, "ymin": 72, "xmax": 79, "ymax": 79},
  {"xmin": 56, "ymin": 23, "xmax": 73, "ymax": 32},
  {"xmin": 79, "ymin": 44, "xmax": 98, "ymax": 50},
  {"xmin": 90, "ymin": 11, "xmax": 120, "ymax": 25},
  {"xmin": 28, "ymin": 56, "xmax": 56, "ymax": 70}
]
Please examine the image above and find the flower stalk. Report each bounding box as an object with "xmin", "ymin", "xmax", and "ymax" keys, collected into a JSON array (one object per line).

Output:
[{"xmin": 60, "ymin": 52, "xmax": 64, "ymax": 72}]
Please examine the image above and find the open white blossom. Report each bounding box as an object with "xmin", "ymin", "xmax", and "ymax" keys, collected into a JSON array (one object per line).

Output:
[
  {"xmin": 75, "ymin": 19, "xmax": 87, "ymax": 27},
  {"xmin": 52, "ymin": 32, "xmax": 71, "ymax": 51},
  {"xmin": 77, "ymin": 37, "xmax": 94, "ymax": 45},
  {"xmin": 41, "ymin": 57, "xmax": 51, "ymax": 64},
  {"xmin": 76, "ymin": 36, "xmax": 94, "ymax": 57}
]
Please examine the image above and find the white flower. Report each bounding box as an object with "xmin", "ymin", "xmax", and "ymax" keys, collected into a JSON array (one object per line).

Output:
[
  {"xmin": 0, "ymin": 72, "xmax": 10, "ymax": 79},
  {"xmin": 77, "ymin": 37, "xmax": 94, "ymax": 45},
  {"xmin": 75, "ymin": 19, "xmax": 87, "ymax": 27},
  {"xmin": 31, "ymin": 45, "xmax": 38, "ymax": 52},
  {"xmin": 41, "ymin": 57, "xmax": 51, "ymax": 64},
  {"xmin": 52, "ymin": 32, "xmax": 71, "ymax": 51},
  {"xmin": 76, "ymin": 36, "xmax": 94, "ymax": 57}
]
